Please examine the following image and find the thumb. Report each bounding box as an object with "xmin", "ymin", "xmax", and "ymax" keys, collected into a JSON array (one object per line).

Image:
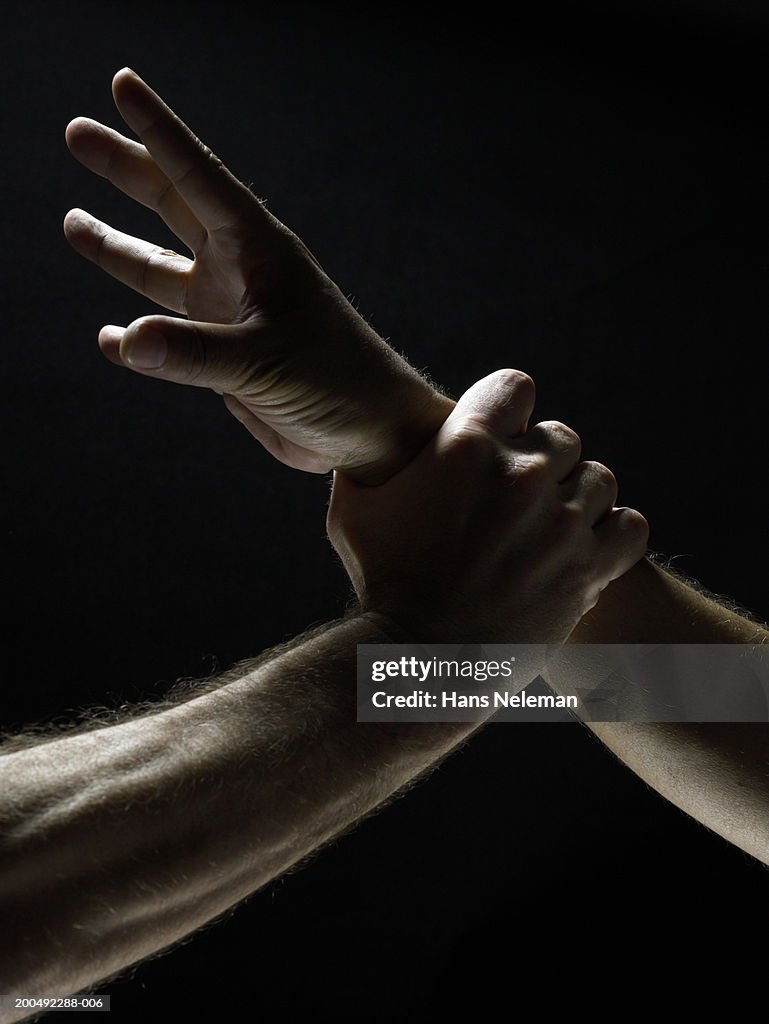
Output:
[{"xmin": 116, "ymin": 315, "xmax": 251, "ymax": 392}]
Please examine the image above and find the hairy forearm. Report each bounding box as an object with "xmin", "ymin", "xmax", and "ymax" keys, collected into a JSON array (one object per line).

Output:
[
  {"xmin": 569, "ymin": 555, "xmax": 768, "ymax": 644},
  {"xmin": 586, "ymin": 721, "xmax": 769, "ymax": 864},
  {"xmin": 543, "ymin": 561, "xmax": 769, "ymax": 864},
  {"xmin": 0, "ymin": 613, "xmax": 475, "ymax": 1011},
  {"xmin": 390, "ymin": 390, "xmax": 769, "ymax": 862}
]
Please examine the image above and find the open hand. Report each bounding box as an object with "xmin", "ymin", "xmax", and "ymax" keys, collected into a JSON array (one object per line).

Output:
[{"xmin": 65, "ymin": 69, "xmax": 451, "ymax": 481}]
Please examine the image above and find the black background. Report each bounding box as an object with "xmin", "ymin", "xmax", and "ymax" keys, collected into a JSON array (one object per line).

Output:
[{"xmin": 4, "ymin": 0, "xmax": 769, "ymax": 1018}]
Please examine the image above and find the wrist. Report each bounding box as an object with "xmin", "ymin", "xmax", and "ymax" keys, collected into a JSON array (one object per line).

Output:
[{"xmin": 341, "ymin": 384, "xmax": 455, "ymax": 486}]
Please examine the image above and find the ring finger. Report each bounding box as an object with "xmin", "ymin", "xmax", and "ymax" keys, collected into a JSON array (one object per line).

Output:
[
  {"xmin": 63, "ymin": 209, "xmax": 190, "ymax": 314},
  {"xmin": 511, "ymin": 420, "xmax": 582, "ymax": 482}
]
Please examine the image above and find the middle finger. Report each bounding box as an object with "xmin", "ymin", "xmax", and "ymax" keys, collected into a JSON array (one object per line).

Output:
[{"xmin": 66, "ymin": 117, "xmax": 206, "ymax": 253}]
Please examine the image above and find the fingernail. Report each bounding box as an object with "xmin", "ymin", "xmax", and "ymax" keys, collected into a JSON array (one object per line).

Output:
[{"xmin": 124, "ymin": 330, "xmax": 167, "ymax": 369}]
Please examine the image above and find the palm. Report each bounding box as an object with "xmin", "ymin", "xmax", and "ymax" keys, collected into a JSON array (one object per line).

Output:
[{"xmin": 185, "ymin": 243, "xmax": 250, "ymax": 325}]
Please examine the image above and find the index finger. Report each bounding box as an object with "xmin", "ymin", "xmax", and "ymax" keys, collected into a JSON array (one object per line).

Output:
[
  {"xmin": 111, "ymin": 68, "xmax": 274, "ymax": 240},
  {"xmin": 446, "ymin": 369, "xmax": 536, "ymax": 441}
]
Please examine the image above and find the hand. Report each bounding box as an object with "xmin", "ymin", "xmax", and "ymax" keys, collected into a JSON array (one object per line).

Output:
[
  {"xmin": 328, "ymin": 369, "xmax": 649, "ymax": 642},
  {"xmin": 64, "ymin": 69, "xmax": 452, "ymax": 482}
]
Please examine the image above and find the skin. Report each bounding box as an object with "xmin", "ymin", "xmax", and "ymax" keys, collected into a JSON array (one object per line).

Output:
[
  {"xmin": 3, "ymin": 62, "xmax": 758, "ymax": 1013},
  {"xmin": 63, "ymin": 69, "xmax": 454, "ymax": 483},
  {"xmin": 555, "ymin": 562, "xmax": 769, "ymax": 866},
  {"xmin": 62, "ymin": 75, "xmax": 769, "ymax": 619},
  {"xmin": 0, "ymin": 371, "xmax": 645, "ymax": 1014}
]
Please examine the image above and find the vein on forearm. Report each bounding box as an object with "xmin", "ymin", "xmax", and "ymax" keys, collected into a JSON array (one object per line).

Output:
[{"xmin": 0, "ymin": 613, "xmax": 475, "ymax": 1001}]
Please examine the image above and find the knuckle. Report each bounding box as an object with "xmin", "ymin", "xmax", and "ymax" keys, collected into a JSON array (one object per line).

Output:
[
  {"xmin": 534, "ymin": 420, "xmax": 581, "ymax": 454},
  {"xmin": 620, "ymin": 507, "xmax": 650, "ymax": 544},
  {"xmin": 512, "ymin": 454, "xmax": 551, "ymax": 490},
  {"xmin": 496, "ymin": 368, "xmax": 535, "ymax": 405},
  {"xmin": 597, "ymin": 508, "xmax": 650, "ymax": 578},
  {"xmin": 440, "ymin": 419, "xmax": 496, "ymax": 462},
  {"xmin": 495, "ymin": 367, "xmax": 534, "ymax": 389},
  {"xmin": 586, "ymin": 461, "xmax": 617, "ymax": 490}
]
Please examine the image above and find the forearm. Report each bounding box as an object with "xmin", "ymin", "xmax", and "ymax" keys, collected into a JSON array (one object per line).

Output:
[
  {"xmin": 395, "ymin": 391, "xmax": 769, "ymax": 861},
  {"xmin": 569, "ymin": 555, "xmax": 767, "ymax": 644},
  {"xmin": 586, "ymin": 721, "xmax": 769, "ymax": 864},
  {"xmin": 543, "ymin": 561, "xmax": 769, "ymax": 864},
  {"xmin": 0, "ymin": 613, "xmax": 476, "ymax": 1011}
]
